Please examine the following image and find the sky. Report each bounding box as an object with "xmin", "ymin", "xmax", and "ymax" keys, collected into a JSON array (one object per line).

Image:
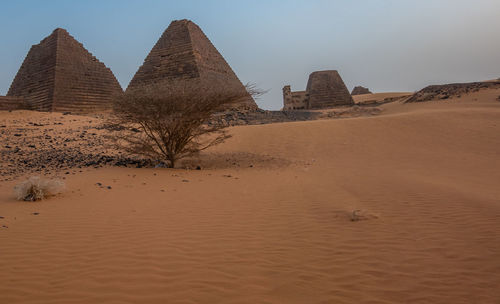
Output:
[{"xmin": 0, "ymin": 0, "xmax": 499, "ymax": 110}]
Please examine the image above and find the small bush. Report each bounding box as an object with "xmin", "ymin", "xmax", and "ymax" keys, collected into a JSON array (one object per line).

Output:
[
  {"xmin": 14, "ymin": 176, "xmax": 65, "ymax": 201},
  {"xmin": 110, "ymin": 80, "xmax": 264, "ymax": 168}
]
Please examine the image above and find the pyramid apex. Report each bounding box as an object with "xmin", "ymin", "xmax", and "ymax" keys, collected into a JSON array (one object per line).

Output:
[
  {"xmin": 170, "ymin": 19, "xmax": 195, "ymax": 26},
  {"xmin": 52, "ymin": 28, "xmax": 69, "ymax": 34},
  {"xmin": 128, "ymin": 20, "xmax": 257, "ymax": 110}
]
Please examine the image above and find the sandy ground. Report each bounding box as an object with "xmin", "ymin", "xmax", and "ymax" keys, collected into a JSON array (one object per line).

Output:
[{"xmin": 1, "ymin": 88, "xmax": 500, "ymax": 303}]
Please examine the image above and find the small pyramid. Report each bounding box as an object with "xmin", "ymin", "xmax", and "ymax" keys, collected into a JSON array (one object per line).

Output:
[
  {"xmin": 306, "ymin": 71, "xmax": 354, "ymax": 108},
  {"xmin": 128, "ymin": 20, "xmax": 257, "ymax": 110},
  {"xmin": 7, "ymin": 28, "xmax": 123, "ymax": 113},
  {"xmin": 351, "ymin": 86, "xmax": 372, "ymax": 95}
]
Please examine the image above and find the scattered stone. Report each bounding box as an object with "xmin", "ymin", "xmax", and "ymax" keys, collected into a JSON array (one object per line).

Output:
[
  {"xmin": 32, "ymin": 212, "xmax": 39, "ymax": 216},
  {"xmin": 107, "ymin": 186, "xmax": 112, "ymax": 189}
]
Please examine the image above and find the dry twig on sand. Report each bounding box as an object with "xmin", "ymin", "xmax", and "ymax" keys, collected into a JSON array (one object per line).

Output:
[{"xmin": 14, "ymin": 176, "xmax": 65, "ymax": 201}]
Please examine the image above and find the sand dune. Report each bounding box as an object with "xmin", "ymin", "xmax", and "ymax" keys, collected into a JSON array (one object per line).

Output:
[{"xmin": 1, "ymin": 88, "xmax": 500, "ymax": 303}]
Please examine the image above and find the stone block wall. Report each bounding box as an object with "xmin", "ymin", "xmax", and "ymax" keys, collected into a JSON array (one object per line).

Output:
[
  {"xmin": 50, "ymin": 29, "xmax": 123, "ymax": 113},
  {"xmin": 0, "ymin": 96, "xmax": 29, "ymax": 111},
  {"xmin": 7, "ymin": 28, "xmax": 122, "ymax": 113},
  {"xmin": 7, "ymin": 32, "xmax": 58, "ymax": 111},
  {"xmin": 188, "ymin": 21, "xmax": 256, "ymax": 109},
  {"xmin": 282, "ymin": 86, "xmax": 308, "ymax": 110},
  {"xmin": 128, "ymin": 20, "xmax": 257, "ymax": 110},
  {"xmin": 306, "ymin": 71, "xmax": 353, "ymax": 109},
  {"xmin": 127, "ymin": 20, "xmax": 200, "ymax": 88}
]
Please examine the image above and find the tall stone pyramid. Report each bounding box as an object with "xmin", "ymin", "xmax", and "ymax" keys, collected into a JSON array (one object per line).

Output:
[
  {"xmin": 7, "ymin": 28, "xmax": 123, "ymax": 113},
  {"xmin": 127, "ymin": 20, "xmax": 257, "ymax": 110}
]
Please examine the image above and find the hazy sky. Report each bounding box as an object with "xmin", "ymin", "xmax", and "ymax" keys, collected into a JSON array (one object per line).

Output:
[{"xmin": 1, "ymin": 0, "xmax": 499, "ymax": 110}]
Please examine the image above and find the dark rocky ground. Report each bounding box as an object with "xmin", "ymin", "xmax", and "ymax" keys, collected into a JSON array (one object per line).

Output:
[
  {"xmin": 406, "ymin": 80, "xmax": 500, "ymax": 103},
  {"xmin": 221, "ymin": 105, "xmax": 384, "ymax": 126},
  {"xmin": 0, "ymin": 104, "xmax": 385, "ymax": 180},
  {"xmin": 0, "ymin": 114, "xmax": 153, "ymax": 181}
]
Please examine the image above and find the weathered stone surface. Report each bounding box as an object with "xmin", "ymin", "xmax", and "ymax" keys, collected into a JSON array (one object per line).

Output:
[
  {"xmin": 128, "ymin": 19, "xmax": 257, "ymax": 110},
  {"xmin": 0, "ymin": 96, "xmax": 29, "ymax": 111},
  {"xmin": 283, "ymin": 70, "xmax": 353, "ymax": 110},
  {"xmin": 351, "ymin": 86, "xmax": 372, "ymax": 95},
  {"xmin": 7, "ymin": 28, "xmax": 123, "ymax": 113},
  {"xmin": 306, "ymin": 71, "xmax": 354, "ymax": 109},
  {"xmin": 406, "ymin": 80, "xmax": 500, "ymax": 103},
  {"xmin": 282, "ymin": 86, "xmax": 308, "ymax": 110}
]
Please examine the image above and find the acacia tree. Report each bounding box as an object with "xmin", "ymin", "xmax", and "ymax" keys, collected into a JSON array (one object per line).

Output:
[{"xmin": 110, "ymin": 80, "xmax": 261, "ymax": 168}]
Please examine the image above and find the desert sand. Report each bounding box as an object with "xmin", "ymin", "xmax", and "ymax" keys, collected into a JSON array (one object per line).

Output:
[{"xmin": 1, "ymin": 88, "xmax": 500, "ymax": 303}]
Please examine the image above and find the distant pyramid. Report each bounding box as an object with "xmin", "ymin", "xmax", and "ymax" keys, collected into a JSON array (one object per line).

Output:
[
  {"xmin": 306, "ymin": 71, "xmax": 354, "ymax": 109},
  {"xmin": 7, "ymin": 28, "xmax": 123, "ymax": 113},
  {"xmin": 351, "ymin": 86, "xmax": 372, "ymax": 96},
  {"xmin": 283, "ymin": 70, "xmax": 354, "ymax": 110},
  {"xmin": 128, "ymin": 20, "xmax": 257, "ymax": 110}
]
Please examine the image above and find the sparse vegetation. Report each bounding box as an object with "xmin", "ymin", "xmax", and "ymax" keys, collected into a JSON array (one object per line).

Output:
[
  {"xmin": 109, "ymin": 80, "xmax": 263, "ymax": 168},
  {"xmin": 14, "ymin": 176, "xmax": 65, "ymax": 201}
]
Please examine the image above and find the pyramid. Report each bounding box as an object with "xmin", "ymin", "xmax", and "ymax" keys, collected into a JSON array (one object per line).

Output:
[
  {"xmin": 7, "ymin": 28, "xmax": 123, "ymax": 113},
  {"xmin": 127, "ymin": 20, "xmax": 257, "ymax": 110},
  {"xmin": 351, "ymin": 86, "xmax": 372, "ymax": 96},
  {"xmin": 306, "ymin": 71, "xmax": 354, "ymax": 108}
]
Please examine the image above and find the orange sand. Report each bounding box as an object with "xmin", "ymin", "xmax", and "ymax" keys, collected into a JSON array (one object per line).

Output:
[{"xmin": 1, "ymin": 88, "xmax": 500, "ymax": 303}]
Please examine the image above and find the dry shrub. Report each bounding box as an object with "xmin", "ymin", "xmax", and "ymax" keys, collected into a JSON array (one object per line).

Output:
[
  {"xmin": 14, "ymin": 176, "xmax": 65, "ymax": 201},
  {"xmin": 109, "ymin": 79, "xmax": 264, "ymax": 168}
]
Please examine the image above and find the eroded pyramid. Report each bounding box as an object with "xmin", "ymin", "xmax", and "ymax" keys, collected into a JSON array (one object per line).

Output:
[
  {"xmin": 306, "ymin": 71, "xmax": 354, "ymax": 109},
  {"xmin": 127, "ymin": 20, "xmax": 257, "ymax": 110},
  {"xmin": 7, "ymin": 28, "xmax": 123, "ymax": 113}
]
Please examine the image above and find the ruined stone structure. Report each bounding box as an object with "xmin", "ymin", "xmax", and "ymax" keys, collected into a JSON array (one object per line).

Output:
[
  {"xmin": 128, "ymin": 19, "xmax": 257, "ymax": 110},
  {"xmin": 282, "ymin": 86, "xmax": 308, "ymax": 110},
  {"xmin": 283, "ymin": 70, "xmax": 354, "ymax": 110},
  {"xmin": 351, "ymin": 86, "xmax": 372, "ymax": 95},
  {"xmin": 6, "ymin": 28, "xmax": 122, "ymax": 113}
]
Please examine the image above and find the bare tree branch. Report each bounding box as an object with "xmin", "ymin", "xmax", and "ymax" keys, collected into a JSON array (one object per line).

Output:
[{"xmin": 107, "ymin": 79, "xmax": 264, "ymax": 168}]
